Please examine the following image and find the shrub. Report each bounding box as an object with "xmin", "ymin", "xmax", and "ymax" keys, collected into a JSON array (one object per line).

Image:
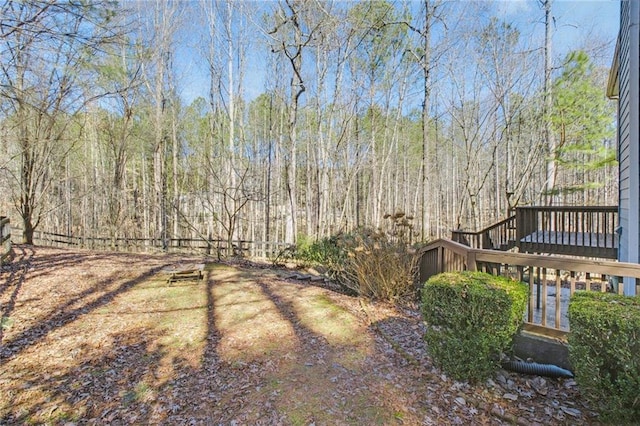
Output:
[
  {"xmin": 332, "ymin": 228, "xmax": 418, "ymax": 301},
  {"xmin": 568, "ymin": 292, "xmax": 640, "ymax": 424},
  {"xmin": 422, "ymin": 271, "xmax": 528, "ymax": 382},
  {"xmin": 291, "ymin": 213, "xmax": 419, "ymax": 302},
  {"xmin": 294, "ymin": 234, "xmax": 344, "ymax": 267}
]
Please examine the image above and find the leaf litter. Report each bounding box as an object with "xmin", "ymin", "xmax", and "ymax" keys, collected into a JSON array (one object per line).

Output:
[{"xmin": 0, "ymin": 246, "xmax": 602, "ymax": 425}]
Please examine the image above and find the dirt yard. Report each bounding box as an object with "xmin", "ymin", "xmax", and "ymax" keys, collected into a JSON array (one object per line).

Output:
[{"xmin": 0, "ymin": 245, "xmax": 599, "ymax": 425}]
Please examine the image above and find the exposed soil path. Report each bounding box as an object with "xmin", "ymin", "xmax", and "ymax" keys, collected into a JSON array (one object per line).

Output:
[{"xmin": 0, "ymin": 246, "xmax": 599, "ymax": 425}]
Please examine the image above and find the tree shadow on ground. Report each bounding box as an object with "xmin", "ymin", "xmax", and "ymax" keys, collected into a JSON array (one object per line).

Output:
[
  {"xmin": 1, "ymin": 327, "xmax": 173, "ymax": 424},
  {"xmin": 0, "ymin": 252, "xmax": 437, "ymax": 424},
  {"xmin": 1, "ymin": 244, "xmax": 165, "ymax": 332},
  {"xmin": 0, "ymin": 250, "xmax": 172, "ymax": 362},
  {"xmin": 0, "ymin": 256, "xmax": 603, "ymax": 425},
  {"xmin": 0, "ymin": 245, "xmax": 35, "ymax": 343},
  {"xmin": 123, "ymin": 264, "xmax": 392, "ymax": 424},
  {"xmin": 1, "ymin": 263, "xmax": 212, "ymax": 424}
]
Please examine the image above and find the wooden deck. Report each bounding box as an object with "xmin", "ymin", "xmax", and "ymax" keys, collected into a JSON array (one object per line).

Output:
[
  {"xmin": 520, "ymin": 231, "xmax": 618, "ymax": 259},
  {"xmin": 516, "ymin": 206, "xmax": 618, "ymax": 259},
  {"xmin": 453, "ymin": 206, "xmax": 619, "ymax": 260}
]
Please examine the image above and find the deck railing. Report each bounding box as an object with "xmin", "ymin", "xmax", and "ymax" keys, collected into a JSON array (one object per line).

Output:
[
  {"xmin": 451, "ymin": 215, "xmax": 516, "ymax": 250},
  {"xmin": 417, "ymin": 238, "xmax": 640, "ymax": 332},
  {"xmin": 516, "ymin": 206, "xmax": 618, "ymax": 258},
  {"xmin": 0, "ymin": 217, "xmax": 10, "ymax": 264}
]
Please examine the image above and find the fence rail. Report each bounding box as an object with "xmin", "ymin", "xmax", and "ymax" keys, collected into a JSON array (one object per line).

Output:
[
  {"xmin": 418, "ymin": 238, "xmax": 640, "ymax": 331},
  {"xmin": 13, "ymin": 228, "xmax": 290, "ymax": 260},
  {"xmin": 1, "ymin": 217, "xmax": 10, "ymax": 264}
]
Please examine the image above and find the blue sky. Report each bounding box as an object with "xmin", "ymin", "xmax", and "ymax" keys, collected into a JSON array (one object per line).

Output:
[
  {"xmin": 496, "ymin": 0, "xmax": 619, "ymax": 58},
  {"xmin": 177, "ymin": 0, "xmax": 621, "ymax": 105}
]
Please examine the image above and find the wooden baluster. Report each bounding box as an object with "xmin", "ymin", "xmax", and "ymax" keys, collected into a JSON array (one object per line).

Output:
[
  {"xmin": 528, "ymin": 267, "xmax": 535, "ymax": 324},
  {"xmin": 541, "ymin": 267, "xmax": 548, "ymax": 327},
  {"xmin": 555, "ymin": 270, "xmax": 562, "ymax": 329}
]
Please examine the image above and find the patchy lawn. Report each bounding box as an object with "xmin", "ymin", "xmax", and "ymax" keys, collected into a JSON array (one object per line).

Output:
[{"xmin": 1, "ymin": 245, "xmax": 599, "ymax": 425}]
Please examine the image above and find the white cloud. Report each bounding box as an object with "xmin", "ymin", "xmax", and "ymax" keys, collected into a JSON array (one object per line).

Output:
[{"xmin": 495, "ymin": 0, "xmax": 534, "ymax": 18}]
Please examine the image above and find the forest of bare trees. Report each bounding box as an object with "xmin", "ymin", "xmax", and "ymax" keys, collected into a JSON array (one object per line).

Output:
[{"xmin": 0, "ymin": 0, "xmax": 618, "ymax": 249}]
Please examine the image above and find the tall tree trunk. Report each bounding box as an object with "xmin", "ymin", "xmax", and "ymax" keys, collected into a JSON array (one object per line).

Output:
[
  {"xmin": 283, "ymin": 2, "xmax": 306, "ymax": 245},
  {"xmin": 543, "ymin": 0, "xmax": 556, "ymax": 205},
  {"xmin": 420, "ymin": 0, "xmax": 433, "ymax": 241},
  {"xmin": 226, "ymin": 0, "xmax": 237, "ymax": 254},
  {"xmin": 265, "ymin": 94, "xmax": 274, "ymax": 243}
]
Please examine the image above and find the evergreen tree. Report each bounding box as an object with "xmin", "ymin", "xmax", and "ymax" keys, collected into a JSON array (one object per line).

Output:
[{"xmin": 549, "ymin": 51, "xmax": 616, "ymax": 202}]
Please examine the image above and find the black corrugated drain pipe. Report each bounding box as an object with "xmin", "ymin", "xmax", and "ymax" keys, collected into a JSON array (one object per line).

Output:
[{"xmin": 501, "ymin": 360, "xmax": 574, "ymax": 378}]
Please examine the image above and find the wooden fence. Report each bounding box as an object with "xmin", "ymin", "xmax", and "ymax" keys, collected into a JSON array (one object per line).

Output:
[
  {"xmin": 0, "ymin": 216, "xmax": 10, "ymax": 264},
  {"xmin": 418, "ymin": 238, "xmax": 640, "ymax": 332},
  {"xmin": 14, "ymin": 228, "xmax": 290, "ymax": 260}
]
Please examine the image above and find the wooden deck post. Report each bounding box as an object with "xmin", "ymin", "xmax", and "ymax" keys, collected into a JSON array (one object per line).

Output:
[{"xmin": 467, "ymin": 250, "xmax": 477, "ymax": 271}]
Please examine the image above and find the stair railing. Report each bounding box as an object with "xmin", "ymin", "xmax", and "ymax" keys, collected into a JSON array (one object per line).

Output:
[{"xmin": 451, "ymin": 215, "xmax": 516, "ymax": 251}]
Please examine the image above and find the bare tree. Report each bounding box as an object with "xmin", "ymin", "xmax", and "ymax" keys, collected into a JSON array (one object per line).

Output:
[
  {"xmin": 541, "ymin": 0, "xmax": 556, "ymax": 205},
  {"xmin": 402, "ymin": 0, "xmax": 443, "ymax": 239},
  {"xmin": 267, "ymin": 0, "xmax": 322, "ymax": 244},
  {"xmin": 137, "ymin": 0, "xmax": 184, "ymax": 250},
  {"xmin": 0, "ymin": 0, "xmax": 121, "ymax": 243}
]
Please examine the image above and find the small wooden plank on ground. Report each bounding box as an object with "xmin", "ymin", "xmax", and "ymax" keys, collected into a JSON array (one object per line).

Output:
[{"xmin": 161, "ymin": 263, "xmax": 205, "ymax": 283}]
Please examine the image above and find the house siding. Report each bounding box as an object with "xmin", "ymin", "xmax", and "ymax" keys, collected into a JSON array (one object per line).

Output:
[
  {"xmin": 619, "ymin": 1, "xmax": 630, "ymax": 262},
  {"xmin": 617, "ymin": 0, "xmax": 640, "ymax": 294}
]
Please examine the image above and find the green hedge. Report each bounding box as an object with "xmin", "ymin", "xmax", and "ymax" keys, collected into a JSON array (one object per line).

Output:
[
  {"xmin": 568, "ymin": 292, "xmax": 640, "ymax": 424},
  {"xmin": 422, "ymin": 271, "xmax": 528, "ymax": 382}
]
